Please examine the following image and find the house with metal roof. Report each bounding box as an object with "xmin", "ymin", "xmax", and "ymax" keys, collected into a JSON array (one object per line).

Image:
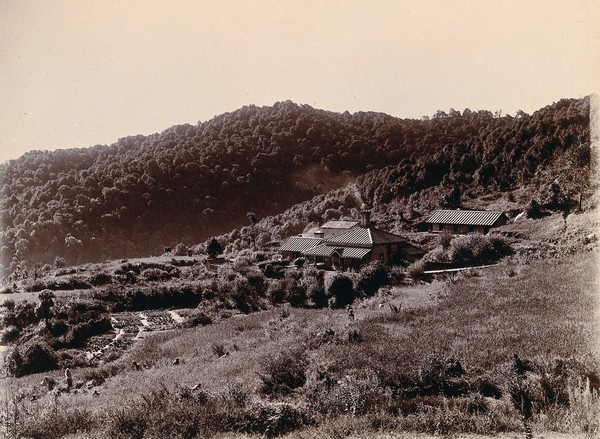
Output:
[
  {"xmin": 279, "ymin": 206, "xmax": 425, "ymax": 269},
  {"xmin": 425, "ymin": 209, "xmax": 508, "ymax": 234}
]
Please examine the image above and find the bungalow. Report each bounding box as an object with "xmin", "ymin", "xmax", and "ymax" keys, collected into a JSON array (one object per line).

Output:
[
  {"xmin": 425, "ymin": 209, "xmax": 508, "ymax": 234},
  {"xmin": 279, "ymin": 206, "xmax": 425, "ymax": 269}
]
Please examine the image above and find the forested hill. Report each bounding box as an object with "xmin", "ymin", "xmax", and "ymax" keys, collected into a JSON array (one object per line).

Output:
[{"xmin": 0, "ymin": 97, "xmax": 590, "ymax": 274}]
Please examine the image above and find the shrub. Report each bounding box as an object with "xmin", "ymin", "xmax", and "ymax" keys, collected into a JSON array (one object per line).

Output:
[
  {"xmin": 2, "ymin": 300, "xmax": 38, "ymax": 329},
  {"xmin": 489, "ymin": 235, "xmax": 514, "ymax": 258},
  {"xmin": 141, "ymin": 268, "xmax": 171, "ymax": 281},
  {"xmin": 6, "ymin": 340, "xmax": 59, "ymax": 377},
  {"xmin": 53, "ymin": 256, "xmax": 67, "ymax": 268},
  {"xmin": 259, "ymin": 349, "xmax": 308, "ymax": 396},
  {"xmin": 266, "ymin": 279, "xmax": 287, "ymax": 304},
  {"xmin": 0, "ymin": 325, "xmax": 20, "ymax": 343},
  {"xmin": 303, "ymin": 268, "xmax": 327, "ymax": 308},
  {"xmin": 438, "ymin": 230, "xmax": 454, "ymax": 249},
  {"xmin": 449, "ymin": 234, "xmax": 513, "ymax": 266},
  {"xmin": 173, "ymin": 243, "xmax": 188, "ymax": 256},
  {"xmin": 206, "ymin": 237, "xmax": 223, "ymax": 258},
  {"xmin": 212, "ymin": 342, "xmax": 227, "ymax": 357},
  {"xmin": 526, "ymin": 199, "xmax": 544, "ymax": 218},
  {"xmin": 233, "ymin": 401, "xmax": 312, "ymax": 437},
  {"xmin": 286, "ymin": 280, "xmax": 307, "ymax": 307},
  {"xmin": 326, "ymin": 273, "xmax": 355, "ymax": 308},
  {"xmin": 407, "ymin": 259, "xmax": 427, "ymax": 280},
  {"xmin": 356, "ymin": 261, "xmax": 389, "ymax": 297},
  {"xmin": 347, "ymin": 328, "xmax": 363, "ymax": 343},
  {"xmin": 186, "ymin": 312, "xmax": 212, "ymax": 327},
  {"xmin": 88, "ymin": 272, "xmax": 112, "ymax": 286},
  {"xmin": 417, "ymin": 353, "xmax": 467, "ymax": 397}
]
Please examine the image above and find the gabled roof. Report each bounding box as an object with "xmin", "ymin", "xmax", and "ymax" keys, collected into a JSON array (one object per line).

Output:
[
  {"xmin": 279, "ymin": 236, "xmax": 323, "ymax": 252},
  {"xmin": 321, "ymin": 220, "xmax": 359, "ymax": 229},
  {"xmin": 325, "ymin": 227, "xmax": 405, "ymax": 247},
  {"xmin": 425, "ymin": 210, "xmax": 507, "ymax": 226}
]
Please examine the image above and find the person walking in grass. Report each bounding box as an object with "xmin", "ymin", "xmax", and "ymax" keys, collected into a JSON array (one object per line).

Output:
[
  {"xmin": 347, "ymin": 305, "xmax": 355, "ymax": 321},
  {"xmin": 65, "ymin": 367, "xmax": 72, "ymax": 389}
]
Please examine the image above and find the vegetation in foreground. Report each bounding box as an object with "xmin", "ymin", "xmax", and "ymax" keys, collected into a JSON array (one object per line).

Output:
[{"xmin": 1, "ymin": 248, "xmax": 598, "ymax": 438}]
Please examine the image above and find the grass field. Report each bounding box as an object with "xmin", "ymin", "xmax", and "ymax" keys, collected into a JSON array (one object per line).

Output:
[{"xmin": 2, "ymin": 247, "xmax": 598, "ymax": 438}]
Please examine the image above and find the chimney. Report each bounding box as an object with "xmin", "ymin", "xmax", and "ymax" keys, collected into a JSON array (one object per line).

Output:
[
  {"xmin": 360, "ymin": 204, "xmax": 371, "ymax": 228},
  {"xmin": 314, "ymin": 230, "xmax": 324, "ymax": 239}
]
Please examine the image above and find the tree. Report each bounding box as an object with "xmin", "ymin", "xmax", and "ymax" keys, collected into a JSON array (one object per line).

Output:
[
  {"xmin": 440, "ymin": 185, "xmax": 461, "ymax": 209},
  {"xmin": 206, "ymin": 238, "xmax": 223, "ymax": 259},
  {"xmin": 37, "ymin": 290, "xmax": 55, "ymax": 326},
  {"xmin": 247, "ymin": 212, "xmax": 258, "ymax": 246}
]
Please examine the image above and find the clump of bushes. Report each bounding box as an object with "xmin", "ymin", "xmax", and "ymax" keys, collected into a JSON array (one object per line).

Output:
[
  {"xmin": 326, "ymin": 273, "xmax": 355, "ymax": 308},
  {"xmin": 356, "ymin": 261, "xmax": 389, "ymax": 296},
  {"xmin": 449, "ymin": 234, "xmax": 513, "ymax": 266},
  {"xmin": 6, "ymin": 340, "xmax": 59, "ymax": 377},
  {"xmin": 88, "ymin": 272, "xmax": 112, "ymax": 286},
  {"xmin": 259, "ymin": 349, "xmax": 308, "ymax": 397},
  {"xmin": 26, "ymin": 276, "xmax": 91, "ymax": 292}
]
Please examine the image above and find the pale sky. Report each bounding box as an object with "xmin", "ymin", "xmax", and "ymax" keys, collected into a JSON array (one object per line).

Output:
[{"xmin": 1, "ymin": 0, "xmax": 598, "ymax": 164}]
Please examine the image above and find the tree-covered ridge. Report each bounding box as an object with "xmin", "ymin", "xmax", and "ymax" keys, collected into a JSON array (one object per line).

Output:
[{"xmin": 0, "ymin": 97, "xmax": 590, "ymax": 274}]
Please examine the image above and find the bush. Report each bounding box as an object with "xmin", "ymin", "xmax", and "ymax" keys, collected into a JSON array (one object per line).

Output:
[
  {"xmin": 88, "ymin": 272, "xmax": 112, "ymax": 286},
  {"xmin": 407, "ymin": 259, "xmax": 427, "ymax": 280},
  {"xmin": 303, "ymin": 268, "xmax": 327, "ymax": 308},
  {"xmin": 266, "ymin": 279, "xmax": 287, "ymax": 305},
  {"xmin": 489, "ymin": 235, "xmax": 514, "ymax": 258},
  {"xmin": 186, "ymin": 312, "xmax": 212, "ymax": 327},
  {"xmin": 449, "ymin": 234, "xmax": 512, "ymax": 266},
  {"xmin": 326, "ymin": 273, "xmax": 355, "ymax": 308},
  {"xmin": 526, "ymin": 199, "xmax": 544, "ymax": 218},
  {"xmin": 417, "ymin": 353, "xmax": 467, "ymax": 397},
  {"xmin": 286, "ymin": 277, "xmax": 307, "ymax": 307},
  {"xmin": 141, "ymin": 268, "xmax": 172, "ymax": 281},
  {"xmin": 53, "ymin": 256, "xmax": 67, "ymax": 268},
  {"xmin": 233, "ymin": 401, "xmax": 312, "ymax": 437},
  {"xmin": 173, "ymin": 243, "xmax": 188, "ymax": 256},
  {"xmin": 259, "ymin": 349, "xmax": 308, "ymax": 396},
  {"xmin": 356, "ymin": 261, "xmax": 389, "ymax": 297},
  {"xmin": 6, "ymin": 340, "xmax": 59, "ymax": 377},
  {"xmin": 206, "ymin": 237, "xmax": 223, "ymax": 258},
  {"xmin": 438, "ymin": 230, "xmax": 453, "ymax": 249},
  {"xmin": 0, "ymin": 325, "xmax": 20, "ymax": 343}
]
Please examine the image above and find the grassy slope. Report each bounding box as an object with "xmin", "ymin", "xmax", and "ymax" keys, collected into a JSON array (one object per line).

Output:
[
  {"xmin": 4, "ymin": 249, "xmax": 598, "ymax": 437},
  {"xmin": 2, "ymin": 210, "xmax": 599, "ymax": 437}
]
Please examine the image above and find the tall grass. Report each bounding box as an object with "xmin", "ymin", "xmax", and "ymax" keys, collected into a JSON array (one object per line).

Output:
[{"xmin": 5, "ymin": 253, "xmax": 599, "ymax": 437}]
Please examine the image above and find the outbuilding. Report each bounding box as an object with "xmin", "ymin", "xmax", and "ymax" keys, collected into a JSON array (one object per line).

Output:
[{"xmin": 425, "ymin": 209, "xmax": 508, "ymax": 234}]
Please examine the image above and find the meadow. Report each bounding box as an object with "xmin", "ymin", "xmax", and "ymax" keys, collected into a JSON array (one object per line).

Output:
[{"xmin": 2, "ymin": 249, "xmax": 598, "ymax": 438}]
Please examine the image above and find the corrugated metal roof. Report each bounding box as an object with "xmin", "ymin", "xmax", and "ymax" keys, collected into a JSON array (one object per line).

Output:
[
  {"xmin": 302, "ymin": 244, "xmax": 371, "ymax": 260},
  {"xmin": 321, "ymin": 220, "xmax": 359, "ymax": 229},
  {"xmin": 326, "ymin": 227, "xmax": 405, "ymax": 246},
  {"xmin": 425, "ymin": 210, "xmax": 506, "ymax": 226},
  {"xmin": 279, "ymin": 236, "xmax": 323, "ymax": 252},
  {"xmin": 303, "ymin": 244, "xmax": 336, "ymax": 257},
  {"xmin": 339, "ymin": 247, "xmax": 372, "ymax": 259}
]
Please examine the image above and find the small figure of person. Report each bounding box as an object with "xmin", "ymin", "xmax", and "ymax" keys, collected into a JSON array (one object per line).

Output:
[
  {"xmin": 65, "ymin": 367, "xmax": 72, "ymax": 389},
  {"xmin": 347, "ymin": 305, "xmax": 354, "ymax": 321}
]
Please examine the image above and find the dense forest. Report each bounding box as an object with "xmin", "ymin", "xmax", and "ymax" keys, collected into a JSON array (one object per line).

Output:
[{"xmin": 0, "ymin": 97, "xmax": 591, "ymax": 275}]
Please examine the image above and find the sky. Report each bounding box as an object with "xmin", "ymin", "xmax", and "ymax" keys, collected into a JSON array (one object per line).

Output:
[{"xmin": 1, "ymin": 0, "xmax": 598, "ymax": 164}]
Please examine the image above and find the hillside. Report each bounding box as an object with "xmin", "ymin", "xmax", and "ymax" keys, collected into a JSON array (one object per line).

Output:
[
  {"xmin": 1, "ymin": 210, "xmax": 598, "ymax": 437},
  {"xmin": 0, "ymin": 97, "xmax": 591, "ymax": 276}
]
